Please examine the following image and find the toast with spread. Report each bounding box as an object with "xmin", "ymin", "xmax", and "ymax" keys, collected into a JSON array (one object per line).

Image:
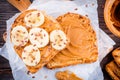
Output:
[
  {"xmin": 47, "ymin": 13, "xmax": 98, "ymax": 69},
  {"xmin": 10, "ymin": 9, "xmax": 68, "ymax": 73}
]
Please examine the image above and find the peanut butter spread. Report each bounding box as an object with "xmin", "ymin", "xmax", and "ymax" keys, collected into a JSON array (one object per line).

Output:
[
  {"xmin": 47, "ymin": 13, "xmax": 98, "ymax": 69},
  {"xmin": 11, "ymin": 9, "xmax": 61, "ymax": 73},
  {"xmin": 56, "ymin": 70, "xmax": 83, "ymax": 80}
]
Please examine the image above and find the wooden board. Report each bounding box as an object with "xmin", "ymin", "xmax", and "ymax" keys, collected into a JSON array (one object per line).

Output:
[{"xmin": 0, "ymin": 0, "xmax": 120, "ymax": 79}]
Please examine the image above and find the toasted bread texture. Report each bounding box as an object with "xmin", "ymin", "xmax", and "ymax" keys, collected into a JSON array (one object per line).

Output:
[
  {"xmin": 112, "ymin": 47, "xmax": 120, "ymax": 67},
  {"xmin": 11, "ymin": 9, "xmax": 61, "ymax": 73},
  {"xmin": 47, "ymin": 13, "xmax": 98, "ymax": 69},
  {"xmin": 106, "ymin": 61, "xmax": 120, "ymax": 80}
]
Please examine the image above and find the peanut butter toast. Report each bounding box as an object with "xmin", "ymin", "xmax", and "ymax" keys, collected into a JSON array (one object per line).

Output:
[
  {"xmin": 47, "ymin": 13, "xmax": 98, "ymax": 69},
  {"xmin": 10, "ymin": 9, "xmax": 62, "ymax": 73}
]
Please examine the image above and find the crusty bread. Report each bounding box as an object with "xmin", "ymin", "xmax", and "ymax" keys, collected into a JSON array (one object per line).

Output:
[
  {"xmin": 112, "ymin": 47, "xmax": 120, "ymax": 67},
  {"xmin": 11, "ymin": 9, "xmax": 61, "ymax": 73},
  {"xmin": 106, "ymin": 61, "xmax": 120, "ymax": 80},
  {"xmin": 47, "ymin": 13, "xmax": 98, "ymax": 69}
]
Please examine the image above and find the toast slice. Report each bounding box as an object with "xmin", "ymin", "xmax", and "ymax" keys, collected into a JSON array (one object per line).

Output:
[
  {"xmin": 106, "ymin": 61, "xmax": 120, "ymax": 80},
  {"xmin": 47, "ymin": 13, "xmax": 98, "ymax": 69},
  {"xmin": 11, "ymin": 9, "xmax": 61, "ymax": 73},
  {"xmin": 112, "ymin": 47, "xmax": 120, "ymax": 67}
]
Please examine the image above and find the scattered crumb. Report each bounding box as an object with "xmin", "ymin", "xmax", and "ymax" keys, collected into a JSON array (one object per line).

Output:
[
  {"xmin": 92, "ymin": 3, "xmax": 94, "ymax": 6},
  {"xmin": 32, "ymin": 76, "xmax": 35, "ymax": 78},
  {"xmin": 85, "ymin": 14, "xmax": 88, "ymax": 17},
  {"xmin": 44, "ymin": 75, "xmax": 47, "ymax": 79},
  {"xmin": 27, "ymin": 71, "xmax": 30, "ymax": 75},
  {"xmin": 85, "ymin": 4, "xmax": 88, "ymax": 7},
  {"xmin": 74, "ymin": 8, "xmax": 78, "ymax": 10}
]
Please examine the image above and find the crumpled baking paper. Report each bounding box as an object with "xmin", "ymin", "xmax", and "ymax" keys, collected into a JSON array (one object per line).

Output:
[{"xmin": 0, "ymin": 0, "xmax": 116, "ymax": 80}]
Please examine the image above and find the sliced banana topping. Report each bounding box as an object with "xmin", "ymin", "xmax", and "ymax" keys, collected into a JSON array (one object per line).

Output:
[
  {"xmin": 29, "ymin": 28, "xmax": 49, "ymax": 48},
  {"xmin": 11, "ymin": 25, "xmax": 28, "ymax": 46},
  {"xmin": 24, "ymin": 10, "xmax": 45, "ymax": 28},
  {"xmin": 22, "ymin": 45, "xmax": 41, "ymax": 66},
  {"xmin": 50, "ymin": 30, "xmax": 68, "ymax": 50}
]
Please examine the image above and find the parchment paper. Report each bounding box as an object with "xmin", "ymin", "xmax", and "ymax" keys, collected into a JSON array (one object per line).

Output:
[{"xmin": 0, "ymin": 0, "xmax": 116, "ymax": 80}]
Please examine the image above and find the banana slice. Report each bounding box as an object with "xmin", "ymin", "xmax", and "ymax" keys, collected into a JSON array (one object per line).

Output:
[
  {"xmin": 29, "ymin": 28, "xmax": 49, "ymax": 48},
  {"xmin": 11, "ymin": 25, "xmax": 28, "ymax": 46},
  {"xmin": 50, "ymin": 30, "xmax": 68, "ymax": 50},
  {"xmin": 22, "ymin": 45, "xmax": 41, "ymax": 66},
  {"xmin": 24, "ymin": 10, "xmax": 45, "ymax": 28}
]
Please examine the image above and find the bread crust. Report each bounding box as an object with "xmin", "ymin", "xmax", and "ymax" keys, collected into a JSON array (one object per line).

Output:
[
  {"xmin": 112, "ymin": 47, "xmax": 120, "ymax": 67},
  {"xmin": 106, "ymin": 61, "xmax": 120, "ymax": 80},
  {"xmin": 11, "ymin": 9, "xmax": 61, "ymax": 73},
  {"xmin": 47, "ymin": 13, "xmax": 98, "ymax": 69}
]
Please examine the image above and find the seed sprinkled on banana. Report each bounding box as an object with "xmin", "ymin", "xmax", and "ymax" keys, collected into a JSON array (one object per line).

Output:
[
  {"xmin": 50, "ymin": 30, "xmax": 68, "ymax": 50},
  {"xmin": 24, "ymin": 10, "xmax": 45, "ymax": 28},
  {"xmin": 29, "ymin": 28, "xmax": 49, "ymax": 48},
  {"xmin": 22, "ymin": 45, "xmax": 41, "ymax": 66},
  {"xmin": 11, "ymin": 25, "xmax": 28, "ymax": 46}
]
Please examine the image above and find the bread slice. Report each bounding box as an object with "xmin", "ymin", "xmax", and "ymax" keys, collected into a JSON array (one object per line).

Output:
[
  {"xmin": 11, "ymin": 9, "xmax": 61, "ymax": 73},
  {"xmin": 112, "ymin": 47, "xmax": 120, "ymax": 67},
  {"xmin": 47, "ymin": 13, "xmax": 98, "ymax": 69},
  {"xmin": 106, "ymin": 61, "xmax": 120, "ymax": 80}
]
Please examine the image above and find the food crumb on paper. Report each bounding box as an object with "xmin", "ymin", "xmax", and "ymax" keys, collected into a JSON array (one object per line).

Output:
[{"xmin": 74, "ymin": 8, "xmax": 78, "ymax": 10}]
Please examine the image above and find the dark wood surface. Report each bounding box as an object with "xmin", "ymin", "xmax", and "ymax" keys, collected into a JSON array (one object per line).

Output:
[{"xmin": 0, "ymin": 0, "xmax": 120, "ymax": 80}]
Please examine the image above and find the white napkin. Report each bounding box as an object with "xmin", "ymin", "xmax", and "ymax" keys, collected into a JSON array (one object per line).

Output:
[{"xmin": 0, "ymin": 0, "xmax": 115, "ymax": 80}]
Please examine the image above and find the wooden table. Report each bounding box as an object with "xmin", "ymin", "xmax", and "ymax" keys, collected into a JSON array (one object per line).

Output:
[{"xmin": 0, "ymin": 0, "xmax": 120, "ymax": 80}]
